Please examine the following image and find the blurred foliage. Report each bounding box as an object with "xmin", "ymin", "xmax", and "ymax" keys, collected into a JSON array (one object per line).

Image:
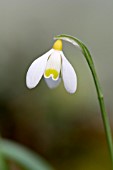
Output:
[{"xmin": 0, "ymin": 139, "xmax": 54, "ymax": 170}]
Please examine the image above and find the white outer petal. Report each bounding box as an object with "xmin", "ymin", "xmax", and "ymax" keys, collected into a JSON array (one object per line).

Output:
[
  {"xmin": 26, "ymin": 49, "xmax": 54, "ymax": 89},
  {"xmin": 44, "ymin": 77, "xmax": 61, "ymax": 89},
  {"xmin": 60, "ymin": 51, "xmax": 77, "ymax": 93}
]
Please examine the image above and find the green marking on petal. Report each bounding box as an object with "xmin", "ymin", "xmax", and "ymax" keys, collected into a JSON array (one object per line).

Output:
[{"xmin": 44, "ymin": 69, "xmax": 59, "ymax": 80}]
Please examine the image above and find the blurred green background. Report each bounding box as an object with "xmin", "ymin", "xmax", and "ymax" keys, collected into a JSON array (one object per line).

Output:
[{"xmin": 0, "ymin": 0, "xmax": 113, "ymax": 169}]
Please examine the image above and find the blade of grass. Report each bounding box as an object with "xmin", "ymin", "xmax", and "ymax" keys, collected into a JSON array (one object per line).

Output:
[{"xmin": 0, "ymin": 139, "xmax": 54, "ymax": 170}]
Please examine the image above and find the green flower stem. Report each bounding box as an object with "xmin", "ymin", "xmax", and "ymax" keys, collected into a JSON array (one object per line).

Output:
[{"xmin": 55, "ymin": 34, "xmax": 113, "ymax": 167}]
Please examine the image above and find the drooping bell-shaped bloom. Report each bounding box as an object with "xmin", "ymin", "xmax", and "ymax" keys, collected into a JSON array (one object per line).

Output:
[{"xmin": 26, "ymin": 40, "xmax": 77, "ymax": 93}]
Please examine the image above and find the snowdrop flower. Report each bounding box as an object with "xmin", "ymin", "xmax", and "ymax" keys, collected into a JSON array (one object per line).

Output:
[{"xmin": 26, "ymin": 40, "xmax": 77, "ymax": 93}]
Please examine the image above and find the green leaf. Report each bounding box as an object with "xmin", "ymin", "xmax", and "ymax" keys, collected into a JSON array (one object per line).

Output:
[{"xmin": 0, "ymin": 139, "xmax": 54, "ymax": 170}]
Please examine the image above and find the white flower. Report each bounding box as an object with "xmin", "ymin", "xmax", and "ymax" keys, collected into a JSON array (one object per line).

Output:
[{"xmin": 26, "ymin": 40, "xmax": 77, "ymax": 93}]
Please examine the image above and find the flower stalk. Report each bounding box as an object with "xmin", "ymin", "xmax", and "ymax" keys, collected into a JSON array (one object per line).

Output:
[{"xmin": 55, "ymin": 34, "xmax": 113, "ymax": 168}]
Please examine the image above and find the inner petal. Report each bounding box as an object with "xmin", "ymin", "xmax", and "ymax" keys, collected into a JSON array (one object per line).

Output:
[
  {"xmin": 45, "ymin": 69, "xmax": 59, "ymax": 80},
  {"xmin": 44, "ymin": 50, "xmax": 61, "ymax": 80}
]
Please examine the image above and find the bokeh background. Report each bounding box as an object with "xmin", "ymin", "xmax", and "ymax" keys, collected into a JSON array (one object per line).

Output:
[{"xmin": 0, "ymin": 0, "xmax": 113, "ymax": 169}]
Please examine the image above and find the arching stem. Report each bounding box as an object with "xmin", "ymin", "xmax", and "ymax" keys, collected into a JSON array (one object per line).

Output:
[{"xmin": 55, "ymin": 34, "xmax": 113, "ymax": 168}]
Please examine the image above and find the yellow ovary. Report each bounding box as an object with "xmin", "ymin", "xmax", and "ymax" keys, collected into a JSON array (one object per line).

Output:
[
  {"xmin": 53, "ymin": 40, "xmax": 62, "ymax": 51},
  {"xmin": 45, "ymin": 69, "xmax": 59, "ymax": 80}
]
